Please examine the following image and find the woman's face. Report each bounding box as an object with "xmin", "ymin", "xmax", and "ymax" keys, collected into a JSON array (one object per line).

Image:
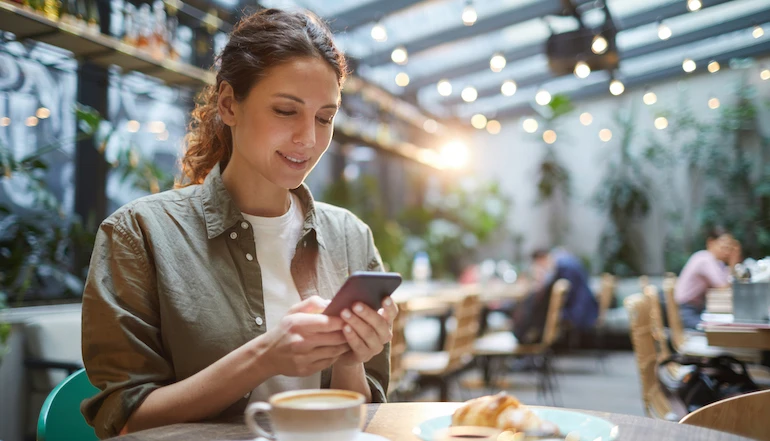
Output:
[{"xmin": 219, "ymin": 57, "xmax": 340, "ymax": 190}]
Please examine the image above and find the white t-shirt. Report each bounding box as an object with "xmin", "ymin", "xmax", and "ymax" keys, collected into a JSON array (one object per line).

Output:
[{"xmin": 244, "ymin": 193, "xmax": 321, "ymax": 402}]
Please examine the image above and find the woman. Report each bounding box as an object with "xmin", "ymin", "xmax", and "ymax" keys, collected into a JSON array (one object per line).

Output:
[
  {"xmin": 81, "ymin": 9, "xmax": 397, "ymax": 438},
  {"xmin": 674, "ymin": 226, "xmax": 740, "ymax": 329}
]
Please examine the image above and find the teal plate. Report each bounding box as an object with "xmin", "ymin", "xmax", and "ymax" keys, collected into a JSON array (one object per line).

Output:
[{"xmin": 413, "ymin": 408, "xmax": 619, "ymax": 441}]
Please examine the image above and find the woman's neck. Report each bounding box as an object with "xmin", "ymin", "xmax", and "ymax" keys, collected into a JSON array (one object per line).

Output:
[{"xmin": 221, "ymin": 160, "xmax": 291, "ymax": 218}]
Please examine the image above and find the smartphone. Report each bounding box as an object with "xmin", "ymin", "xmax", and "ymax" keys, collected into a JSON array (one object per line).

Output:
[{"xmin": 323, "ymin": 271, "xmax": 403, "ymax": 316}]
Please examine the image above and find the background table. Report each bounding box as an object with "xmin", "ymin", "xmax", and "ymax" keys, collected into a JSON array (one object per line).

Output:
[{"xmin": 109, "ymin": 402, "xmax": 754, "ymax": 441}]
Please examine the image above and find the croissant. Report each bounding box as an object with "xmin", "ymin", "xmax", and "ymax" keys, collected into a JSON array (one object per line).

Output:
[{"xmin": 452, "ymin": 392, "xmax": 558, "ymax": 435}]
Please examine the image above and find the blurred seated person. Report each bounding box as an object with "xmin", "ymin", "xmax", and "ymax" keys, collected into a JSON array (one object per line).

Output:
[
  {"xmin": 512, "ymin": 248, "xmax": 598, "ymax": 344},
  {"xmin": 675, "ymin": 227, "xmax": 741, "ymax": 330}
]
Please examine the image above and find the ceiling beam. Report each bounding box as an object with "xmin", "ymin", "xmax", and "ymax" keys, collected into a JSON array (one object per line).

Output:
[
  {"xmin": 361, "ymin": 0, "xmax": 566, "ymax": 67},
  {"xmin": 398, "ymin": 0, "xmax": 734, "ymax": 92},
  {"xmin": 326, "ymin": 0, "xmax": 425, "ymax": 33},
  {"xmin": 438, "ymin": 7, "xmax": 770, "ymax": 105},
  {"xmin": 492, "ymin": 38, "xmax": 770, "ymax": 120}
]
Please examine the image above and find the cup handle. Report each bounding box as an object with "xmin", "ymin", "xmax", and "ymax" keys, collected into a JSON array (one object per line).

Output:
[{"xmin": 244, "ymin": 401, "xmax": 274, "ymax": 440}]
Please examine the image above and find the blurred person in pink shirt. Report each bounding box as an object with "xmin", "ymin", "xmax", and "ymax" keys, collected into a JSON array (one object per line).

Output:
[{"xmin": 675, "ymin": 226, "xmax": 742, "ymax": 329}]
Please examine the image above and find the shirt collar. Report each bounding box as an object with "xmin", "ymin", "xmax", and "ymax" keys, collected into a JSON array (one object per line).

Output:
[{"xmin": 201, "ymin": 163, "xmax": 324, "ymax": 248}]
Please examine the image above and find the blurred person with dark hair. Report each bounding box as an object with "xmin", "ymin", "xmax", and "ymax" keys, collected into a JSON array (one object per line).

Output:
[
  {"xmin": 675, "ymin": 226, "xmax": 741, "ymax": 329},
  {"xmin": 512, "ymin": 247, "xmax": 598, "ymax": 344}
]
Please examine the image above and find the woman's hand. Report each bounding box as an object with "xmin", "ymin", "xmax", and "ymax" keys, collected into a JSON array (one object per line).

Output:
[
  {"xmin": 259, "ymin": 296, "xmax": 350, "ymax": 377},
  {"xmin": 335, "ymin": 297, "xmax": 398, "ymax": 366}
]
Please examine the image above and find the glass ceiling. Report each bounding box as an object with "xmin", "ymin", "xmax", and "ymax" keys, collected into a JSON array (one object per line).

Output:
[{"xmin": 258, "ymin": 0, "xmax": 770, "ymax": 122}]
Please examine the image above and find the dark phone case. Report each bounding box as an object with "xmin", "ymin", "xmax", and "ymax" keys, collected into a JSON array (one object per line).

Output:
[{"xmin": 323, "ymin": 271, "xmax": 402, "ymax": 316}]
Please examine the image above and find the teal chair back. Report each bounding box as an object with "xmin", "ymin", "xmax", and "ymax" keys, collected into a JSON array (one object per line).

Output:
[{"xmin": 37, "ymin": 368, "xmax": 99, "ymax": 441}]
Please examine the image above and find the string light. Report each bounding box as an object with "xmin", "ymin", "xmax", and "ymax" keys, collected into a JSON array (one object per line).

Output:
[
  {"xmin": 395, "ymin": 72, "xmax": 410, "ymax": 87},
  {"xmin": 423, "ymin": 119, "xmax": 438, "ymax": 133},
  {"xmin": 148, "ymin": 121, "xmax": 166, "ymax": 134},
  {"xmin": 36, "ymin": 107, "xmax": 51, "ymax": 119},
  {"xmin": 501, "ymin": 80, "xmax": 517, "ymax": 96},
  {"xmin": 580, "ymin": 112, "xmax": 593, "ymax": 126},
  {"xmin": 643, "ymin": 91, "xmax": 657, "ymax": 105},
  {"xmin": 753, "ymin": 25, "xmax": 764, "ymax": 39},
  {"xmin": 682, "ymin": 58, "xmax": 696, "ymax": 73},
  {"xmin": 599, "ymin": 129, "xmax": 612, "ymax": 142},
  {"xmin": 687, "ymin": 0, "xmax": 702, "ymax": 12},
  {"xmin": 439, "ymin": 141, "xmax": 469, "ymax": 169},
  {"xmin": 437, "ymin": 79, "xmax": 452, "ymax": 96},
  {"xmin": 462, "ymin": 1, "xmax": 477, "ymax": 26},
  {"xmin": 591, "ymin": 35, "xmax": 608, "ymax": 54},
  {"xmin": 658, "ymin": 22, "xmax": 672, "ymax": 40},
  {"xmin": 391, "ymin": 46, "xmax": 408, "ymax": 65},
  {"xmin": 486, "ymin": 120, "xmax": 501, "ymax": 134},
  {"xmin": 25, "ymin": 116, "xmax": 39, "ymax": 127},
  {"xmin": 126, "ymin": 120, "xmax": 140, "ymax": 132},
  {"xmin": 543, "ymin": 130, "xmax": 557, "ymax": 144},
  {"xmin": 461, "ymin": 86, "xmax": 478, "ymax": 102},
  {"xmin": 574, "ymin": 61, "xmax": 591, "ymax": 78},
  {"xmin": 708, "ymin": 98, "xmax": 720, "ymax": 109},
  {"xmin": 708, "ymin": 61, "xmax": 720, "ymax": 73},
  {"xmin": 371, "ymin": 23, "xmax": 387, "ymax": 42},
  {"xmin": 760, "ymin": 69, "xmax": 770, "ymax": 80},
  {"xmin": 522, "ymin": 118, "xmax": 538, "ymax": 133},
  {"xmin": 490, "ymin": 53, "xmax": 506, "ymax": 72},
  {"xmin": 654, "ymin": 116, "xmax": 668, "ymax": 130},
  {"xmin": 535, "ymin": 89, "xmax": 551, "ymax": 106},
  {"xmin": 471, "ymin": 114, "xmax": 487, "ymax": 129},
  {"xmin": 609, "ymin": 79, "xmax": 625, "ymax": 96},
  {"xmin": 0, "ymin": 117, "xmax": 9, "ymax": 127}
]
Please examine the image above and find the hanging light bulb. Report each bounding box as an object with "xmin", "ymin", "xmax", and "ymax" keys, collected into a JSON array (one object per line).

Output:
[
  {"xmin": 643, "ymin": 91, "xmax": 657, "ymax": 105},
  {"xmin": 461, "ymin": 86, "xmax": 478, "ymax": 102},
  {"xmin": 462, "ymin": 1, "xmax": 477, "ymax": 26},
  {"xmin": 535, "ymin": 89, "xmax": 551, "ymax": 106},
  {"xmin": 437, "ymin": 79, "xmax": 453, "ymax": 96},
  {"xmin": 522, "ymin": 118, "xmax": 538, "ymax": 133},
  {"xmin": 370, "ymin": 22, "xmax": 387, "ymax": 42},
  {"xmin": 574, "ymin": 60, "xmax": 591, "ymax": 79},
  {"xmin": 490, "ymin": 53, "xmax": 506, "ymax": 72},
  {"xmin": 36, "ymin": 107, "xmax": 51, "ymax": 119},
  {"xmin": 486, "ymin": 120, "xmax": 501, "ymax": 134},
  {"xmin": 599, "ymin": 129, "xmax": 612, "ymax": 142},
  {"xmin": 708, "ymin": 98, "xmax": 720, "ymax": 109},
  {"xmin": 609, "ymin": 79, "xmax": 625, "ymax": 96},
  {"xmin": 682, "ymin": 58, "xmax": 696, "ymax": 73},
  {"xmin": 654, "ymin": 116, "xmax": 668, "ymax": 130},
  {"xmin": 580, "ymin": 112, "xmax": 593, "ymax": 126},
  {"xmin": 25, "ymin": 116, "xmax": 39, "ymax": 127},
  {"xmin": 471, "ymin": 114, "xmax": 487, "ymax": 129},
  {"xmin": 753, "ymin": 25, "xmax": 764, "ymax": 39},
  {"xmin": 708, "ymin": 61, "xmax": 720, "ymax": 73},
  {"xmin": 391, "ymin": 46, "xmax": 408, "ymax": 65},
  {"xmin": 658, "ymin": 22, "xmax": 672, "ymax": 40},
  {"xmin": 395, "ymin": 72, "xmax": 410, "ymax": 87},
  {"xmin": 760, "ymin": 69, "xmax": 770, "ymax": 80},
  {"xmin": 687, "ymin": 0, "xmax": 702, "ymax": 12},
  {"xmin": 543, "ymin": 130, "xmax": 557, "ymax": 144},
  {"xmin": 501, "ymin": 80, "xmax": 517, "ymax": 96},
  {"xmin": 591, "ymin": 34, "xmax": 608, "ymax": 54},
  {"xmin": 0, "ymin": 117, "xmax": 10, "ymax": 127}
]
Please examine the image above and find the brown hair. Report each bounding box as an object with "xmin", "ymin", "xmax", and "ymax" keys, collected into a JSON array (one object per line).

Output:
[{"xmin": 177, "ymin": 8, "xmax": 347, "ymax": 187}]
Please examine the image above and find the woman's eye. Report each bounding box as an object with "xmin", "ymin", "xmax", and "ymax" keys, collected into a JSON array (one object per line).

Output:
[
  {"xmin": 317, "ymin": 116, "xmax": 334, "ymax": 125},
  {"xmin": 274, "ymin": 109, "xmax": 296, "ymax": 116}
]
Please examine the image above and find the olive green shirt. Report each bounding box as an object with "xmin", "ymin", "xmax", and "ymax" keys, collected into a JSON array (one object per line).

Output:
[{"xmin": 80, "ymin": 164, "xmax": 389, "ymax": 439}]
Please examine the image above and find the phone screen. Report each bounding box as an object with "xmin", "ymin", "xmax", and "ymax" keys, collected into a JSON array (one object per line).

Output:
[{"xmin": 322, "ymin": 271, "xmax": 402, "ymax": 316}]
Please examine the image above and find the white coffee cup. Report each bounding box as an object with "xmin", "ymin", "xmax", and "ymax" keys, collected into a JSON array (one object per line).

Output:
[{"xmin": 244, "ymin": 389, "xmax": 365, "ymax": 441}]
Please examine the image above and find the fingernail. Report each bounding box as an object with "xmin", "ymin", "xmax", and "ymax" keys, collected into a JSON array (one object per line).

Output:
[
  {"xmin": 353, "ymin": 304, "xmax": 364, "ymax": 313},
  {"xmin": 341, "ymin": 309, "xmax": 352, "ymax": 319},
  {"xmin": 344, "ymin": 325, "xmax": 352, "ymax": 333},
  {"xmin": 383, "ymin": 298, "xmax": 392, "ymax": 306}
]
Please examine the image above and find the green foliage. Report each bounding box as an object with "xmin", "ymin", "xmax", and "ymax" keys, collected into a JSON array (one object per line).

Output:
[{"xmin": 593, "ymin": 105, "xmax": 652, "ymax": 276}]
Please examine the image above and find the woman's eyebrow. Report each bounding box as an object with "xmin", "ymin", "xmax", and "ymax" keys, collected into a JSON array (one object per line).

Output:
[{"xmin": 272, "ymin": 93, "xmax": 339, "ymax": 110}]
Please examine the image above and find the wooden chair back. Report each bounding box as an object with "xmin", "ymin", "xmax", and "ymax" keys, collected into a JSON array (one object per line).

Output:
[
  {"xmin": 541, "ymin": 279, "xmax": 570, "ymax": 347},
  {"xmin": 595, "ymin": 273, "xmax": 615, "ymax": 327},
  {"xmin": 625, "ymin": 293, "xmax": 676, "ymax": 420},
  {"xmin": 645, "ymin": 285, "xmax": 671, "ymax": 361},
  {"xmin": 662, "ymin": 274, "xmax": 686, "ymax": 352},
  {"xmin": 680, "ymin": 389, "xmax": 770, "ymax": 441},
  {"xmin": 443, "ymin": 293, "xmax": 482, "ymax": 372}
]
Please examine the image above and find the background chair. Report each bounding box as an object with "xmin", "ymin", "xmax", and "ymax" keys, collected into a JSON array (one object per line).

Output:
[
  {"xmin": 679, "ymin": 389, "xmax": 770, "ymax": 441},
  {"xmin": 37, "ymin": 368, "xmax": 98, "ymax": 441}
]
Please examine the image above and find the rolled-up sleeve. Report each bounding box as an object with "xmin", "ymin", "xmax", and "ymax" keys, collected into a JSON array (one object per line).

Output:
[{"xmin": 81, "ymin": 213, "xmax": 173, "ymax": 439}]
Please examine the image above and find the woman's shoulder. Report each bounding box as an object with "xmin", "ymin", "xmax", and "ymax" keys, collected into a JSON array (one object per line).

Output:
[
  {"xmin": 102, "ymin": 185, "xmax": 202, "ymax": 230},
  {"xmin": 313, "ymin": 201, "xmax": 370, "ymax": 235}
]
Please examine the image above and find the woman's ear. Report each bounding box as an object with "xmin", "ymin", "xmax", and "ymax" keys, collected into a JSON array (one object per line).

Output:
[{"xmin": 217, "ymin": 81, "xmax": 237, "ymax": 127}]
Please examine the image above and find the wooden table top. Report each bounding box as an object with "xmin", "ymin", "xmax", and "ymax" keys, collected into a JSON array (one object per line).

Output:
[
  {"xmin": 705, "ymin": 324, "xmax": 770, "ymax": 350},
  {"xmin": 108, "ymin": 402, "xmax": 754, "ymax": 441}
]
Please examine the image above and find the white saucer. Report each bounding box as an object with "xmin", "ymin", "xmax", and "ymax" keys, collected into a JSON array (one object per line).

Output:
[{"xmin": 357, "ymin": 433, "xmax": 390, "ymax": 441}]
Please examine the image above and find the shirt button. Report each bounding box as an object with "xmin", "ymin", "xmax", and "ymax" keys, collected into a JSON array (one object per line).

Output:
[
  {"xmin": 303, "ymin": 240, "xmax": 307, "ymax": 248},
  {"xmin": 255, "ymin": 316, "xmax": 264, "ymax": 326},
  {"xmin": 230, "ymin": 232, "xmax": 238, "ymax": 240},
  {"xmin": 241, "ymin": 221, "xmax": 249, "ymax": 229},
  {"xmin": 246, "ymin": 253, "xmax": 254, "ymax": 261}
]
